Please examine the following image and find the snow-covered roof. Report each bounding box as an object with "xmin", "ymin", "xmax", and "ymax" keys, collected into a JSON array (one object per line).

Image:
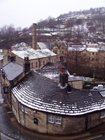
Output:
[
  {"xmin": 86, "ymin": 48, "xmax": 99, "ymax": 52},
  {"xmin": 41, "ymin": 33, "xmax": 52, "ymax": 36},
  {"xmin": 99, "ymin": 46, "xmax": 105, "ymax": 51},
  {"xmin": 12, "ymin": 71, "xmax": 105, "ymax": 116},
  {"xmin": 11, "ymin": 42, "xmax": 28, "ymax": 48},
  {"xmin": 2, "ymin": 62, "xmax": 23, "ymax": 81},
  {"xmin": 86, "ymin": 43, "xmax": 98, "ymax": 46},
  {"xmin": 98, "ymin": 42, "xmax": 105, "ymax": 45},
  {"xmin": 68, "ymin": 46, "xmax": 86, "ymax": 51},
  {"xmin": 37, "ymin": 42, "xmax": 48, "ymax": 49},
  {"xmin": 12, "ymin": 48, "xmax": 56, "ymax": 60}
]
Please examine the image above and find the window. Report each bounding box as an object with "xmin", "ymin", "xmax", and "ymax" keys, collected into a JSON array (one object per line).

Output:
[
  {"xmin": 46, "ymin": 60, "xmax": 48, "ymax": 64},
  {"xmin": 48, "ymin": 115, "xmax": 62, "ymax": 124},
  {"xmin": 55, "ymin": 116, "xmax": 61, "ymax": 124},
  {"xmin": 54, "ymin": 58, "xmax": 56, "ymax": 63},
  {"xmin": 12, "ymin": 106, "xmax": 17, "ymax": 116},
  {"xmin": 39, "ymin": 61, "xmax": 41, "ymax": 67},
  {"xmin": 84, "ymin": 53, "xmax": 86, "ymax": 56},
  {"xmin": 7, "ymin": 55, "xmax": 10, "ymax": 61},
  {"xmin": 25, "ymin": 107, "xmax": 28, "ymax": 114},
  {"xmin": 92, "ymin": 58, "xmax": 94, "ymax": 61},
  {"xmin": 100, "ymin": 110, "xmax": 105, "ymax": 119},
  {"xmin": 62, "ymin": 51, "xmax": 64, "ymax": 54},
  {"xmin": 92, "ymin": 52, "xmax": 94, "ymax": 55},
  {"xmin": 54, "ymin": 50, "xmax": 57, "ymax": 54},
  {"xmin": 31, "ymin": 63, "xmax": 33, "ymax": 68},
  {"xmin": 43, "ymin": 60, "xmax": 45, "ymax": 65},
  {"xmin": 21, "ymin": 105, "xmax": 24, "ymax": 112},
  {"xmin": 48, "ymin": 115, "xmax": 54, "ymax": 123}
]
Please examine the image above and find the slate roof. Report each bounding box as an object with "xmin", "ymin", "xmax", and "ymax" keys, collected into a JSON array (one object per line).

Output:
[
  {"xmin": 12, "ymin": 71, "xmax": 105, "ymax": 116},
  {"xmin": 36, "ymin": 68, "xmax": 82, "ymax": 82},
  {"xmin": 41, "ymin": 62, "xmax": 61, "ymax": 69},
  {"xmin": 12, "ymin": 48, "xmax": 56, "ymax": 60},
  {"xmin": 37, "ymin": 42, "xmax": 48, "ymax": 49},
  {"xmin": 2, "ymin": 62, "xmax": 24, "ymax": 81}
]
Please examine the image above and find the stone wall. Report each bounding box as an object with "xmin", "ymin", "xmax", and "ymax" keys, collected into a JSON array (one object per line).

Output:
[{"xmin": 69, "ymin": 81, "xmax": 83, "ymax": 89}]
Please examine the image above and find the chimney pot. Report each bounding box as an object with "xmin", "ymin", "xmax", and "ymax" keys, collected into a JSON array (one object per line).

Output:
[{"xmin": 61, "ymin": 67, "xmax": 65, "ymax": 73}]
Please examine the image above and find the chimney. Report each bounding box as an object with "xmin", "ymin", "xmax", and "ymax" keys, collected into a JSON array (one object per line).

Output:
[
  {"xmin": 24, "ymin": 57, "xmax": 30, "ymax": 74},
  {"xmin": 59, "ymin": 67, "xmax": 68, "ymax": 87},
  {"xmin": 10, "ymin": 53, "xmax": 16, "ymax": 62},
  {"xmin": 32, "ymin": 23, "xmax": 37, "ymax": 50}
]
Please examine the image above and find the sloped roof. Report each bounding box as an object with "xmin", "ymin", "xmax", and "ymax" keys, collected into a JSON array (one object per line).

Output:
[
  {"xmin": 2, "ymin": 62, "xmax": 23, "ymax": 81},
  {"xmin": 37, "ymin": 42, "xmax": 48, "ymax": 49},
  {"xmin": 36, "ymin": 68, "xmax": 82, "ymax": 82},
  {"xmin": 12, "ymin": 48, "xmax": 56, "ymax": 60},
  {"xmin": 41, "ymin": 62, "xmax": 61, "ymax": 69},
  {"xmin": 99, "ymin": 46, "xmax": 105, "ymax": 51},
  {"xmin": 68, "ymin": 46, "xmax": 86, "ymax": 51},
  {"xmin": 11, "ymin": 42, "xmax": 28, "ymax": 48},
  {"xmin": 12, "ymin": 71, "xmax": 105, "ymax": 116},
  {"xmin": 86, "ymin": 47, "xmax": 99, "ymax": 52}
]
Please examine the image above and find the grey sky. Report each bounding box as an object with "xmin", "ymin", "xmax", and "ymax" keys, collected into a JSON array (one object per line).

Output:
[{"xmin": 0, "ymin": 0, "xmax": 105, "ymax": 29}]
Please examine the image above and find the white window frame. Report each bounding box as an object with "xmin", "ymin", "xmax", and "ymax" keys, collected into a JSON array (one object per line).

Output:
[
  {"xmin": 100, "ymin": 110, "xmax": 105, "ymax": 119},
  {"xmin": 48, "ymin": 115, "xmax": 54, "ymax": 123},
  {"xmin": 55, "ymin": 116, "xmax": 61, "ymax": 124}
]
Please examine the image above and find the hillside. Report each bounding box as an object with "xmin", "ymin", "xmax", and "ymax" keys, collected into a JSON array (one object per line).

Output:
[{"xmin": 0, "ymin": 7, "xmax": 105, "ymax": 49}]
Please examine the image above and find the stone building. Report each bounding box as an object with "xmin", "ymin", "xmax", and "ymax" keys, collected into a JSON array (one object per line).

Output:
[
  {"xmin": 67, "ymin": 44, "xmax": 105, "ymax": 77},
  {"xmin": 3, "ymin": 47, "xmax": 57, "ymax": 70},
  {"xmin": 1, "ymin": 56, "xmax": 25, "ymax": 108},
  {"xmin": 1, "ymin": 57, "xmax": 105, "ymax": 135}
]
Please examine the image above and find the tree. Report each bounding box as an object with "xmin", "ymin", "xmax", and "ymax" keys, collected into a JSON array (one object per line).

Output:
[{"xmin": 76, "ymin": 19, "xmax": 83, "ymax": 25}]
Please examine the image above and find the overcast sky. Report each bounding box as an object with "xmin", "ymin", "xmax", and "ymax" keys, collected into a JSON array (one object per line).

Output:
[{"xmin": 0, "ymin": 0, "xmax": 105, "ymax": 29}]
